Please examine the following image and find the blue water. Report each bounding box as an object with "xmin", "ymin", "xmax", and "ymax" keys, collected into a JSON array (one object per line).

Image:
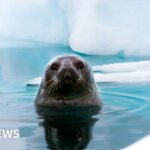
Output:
[{"xmin": 0, "ymin": 46, "xmax": 150, "ymax": 150}]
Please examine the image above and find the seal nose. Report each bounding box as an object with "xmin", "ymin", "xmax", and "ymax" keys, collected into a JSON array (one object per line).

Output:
[
  {"xmin": 64, "ymin": 71, "xmax": 71, "ymax": 78},
  {"xmin": 58, "ymin": 66, "xmax": 79, "ymax": 82}
]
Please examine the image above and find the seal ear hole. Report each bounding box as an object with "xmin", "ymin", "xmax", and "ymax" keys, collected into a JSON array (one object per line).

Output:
[
  {"xmin": 50, "ymin": 62, "xmax": 60, "ymax": 71},
  {"xmin": 74, "ymin": 61, "xmax": 84, "ymax": 69}
]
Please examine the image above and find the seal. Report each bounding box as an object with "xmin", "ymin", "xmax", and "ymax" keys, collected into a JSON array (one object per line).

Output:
[{"xmin": 35, "ymin": 55, "xmax": 102, "ymax": 114}]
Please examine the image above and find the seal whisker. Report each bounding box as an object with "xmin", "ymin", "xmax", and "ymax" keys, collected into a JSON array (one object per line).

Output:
[
  {"xmin": 48, "ymin": 81, "xmax": 55, "ymax": 94},
  {"xmin": 46, "ymin": 85, "xmax": 51, "ymax": 94},
  {"xmin": 49, "ymin": 80, "xmax": 58, "ymax": 94},
  {"xmin": 45, "ymin": 78, "xmax": 54, "ymax": 85},
  {"xmin": 54, "ymin": 80, "xmax": 58, "ymax": 91},
  {"xmin": 50, "ymin": 82, "xmax": 56, "ymax": 94},
  {"xmin": 46, "ymin": 81, "xmax": 55, "ymax": 94},
  {"xmin": 45, "ymin": 77, "xmax": 58, "ymax": 94}
]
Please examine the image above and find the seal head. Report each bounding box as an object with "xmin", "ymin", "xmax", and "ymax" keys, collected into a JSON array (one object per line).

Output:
[{"xmin": 35, "ymin": 55, "xmax": 101, "ymax": 109}]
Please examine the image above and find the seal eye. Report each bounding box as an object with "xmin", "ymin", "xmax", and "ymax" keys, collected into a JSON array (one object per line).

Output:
[
  {"xmin": 50, "ymin": 63, "xmax": 60, "ymax": 71},
  {"xmin": 74, "ymin": 61, "xmax": 84, "ymax": 69}
]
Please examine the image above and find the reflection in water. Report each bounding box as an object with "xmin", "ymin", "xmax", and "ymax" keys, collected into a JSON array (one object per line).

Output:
[
  {"xmin": 41, "ymin": 117, "xmax": 97, "ymax": 150},
  {"xmin": 2, "ymin": 48, "xmax": 150, "ymax": 150},
  {"xmin": 37, "ymin": 106, "xmax": 100, "ymax": 150},
  {"xmin": 36, "ymin": 105, "xmax": 101, "ymax": 118}
]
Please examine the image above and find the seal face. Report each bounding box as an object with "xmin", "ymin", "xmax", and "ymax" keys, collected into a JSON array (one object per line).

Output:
[{"xmin": 35, "ymin": 55, "xmax": 102, "ymax": 109}]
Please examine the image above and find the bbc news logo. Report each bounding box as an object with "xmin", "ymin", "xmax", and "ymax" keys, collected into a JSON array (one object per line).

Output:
[{"xmin": 0, "ymin": 129, "xmax": 20, "ymax": 139}]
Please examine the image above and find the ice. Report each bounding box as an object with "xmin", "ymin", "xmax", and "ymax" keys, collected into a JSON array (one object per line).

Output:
[
  {"xmin": 27, "ymin": 70, "xmax": 150, "ymax": 85},
  {"xmin": 60, "ymin": 0, "xmax": 150, "ymax": 55},
  {"xmin": 0, "ymin": 0, "xmax": 68, "ymax": 45},
  {"xmin": 26, "ymin": 61, "xmax": 150, "ymax": 85},
  {"xmin": 93, "ymin": 60, "xmax": 150, "ymax": 73},
  {"xmin": 122, "ymin": 135, "xmax": 150, "ymax": 150},
  {"xmin": 26, "ymin": 77, "xmax": 42, "ymax": 86},
  {"xmin": 94, "ymin": 71, "xmax": 150, "ymax": 83},
  {"xmin": 1, "ymin": 0, "xmax": 150, "ymax": 55},
  {"xmin": 93, "ymin": 60, "xmax": 150, "ymax": 83}
]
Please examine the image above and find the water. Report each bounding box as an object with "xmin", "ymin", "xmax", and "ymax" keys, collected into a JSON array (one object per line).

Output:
[{"xmin": 0, "ymin": 46, "xmax": 150, "ymax": 150}]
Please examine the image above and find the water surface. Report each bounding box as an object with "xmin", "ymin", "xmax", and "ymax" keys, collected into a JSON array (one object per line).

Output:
[{"xmin": 0, "ymin": 47, "xmax": 150, "ymax": 150}]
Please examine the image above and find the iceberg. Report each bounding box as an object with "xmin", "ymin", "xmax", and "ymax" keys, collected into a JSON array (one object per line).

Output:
[
  {"xmin": 60, "ymin": 0, "xmax": 150, "ymax": 55},
  {"xmin": 0, "ymin": 0, "xmax": 68, "ymax": 46},
  {"xmin": 1, "ymin": 0, "xmax": 150, "ymax": 55}
]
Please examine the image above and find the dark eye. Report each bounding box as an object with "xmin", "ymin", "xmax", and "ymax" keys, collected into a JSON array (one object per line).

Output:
[
  {"xmin": 50, "ymin": 63, "xmax": 60, "ymax": 71},
  {"xmin": 74, "ymin": 61, "xmax": 84, "ymax": 69}
]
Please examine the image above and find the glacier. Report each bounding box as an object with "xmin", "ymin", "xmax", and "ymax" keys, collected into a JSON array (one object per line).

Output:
[{"xmin": 0, "ymin": 0, "xmax": 150, "ymax": 55}]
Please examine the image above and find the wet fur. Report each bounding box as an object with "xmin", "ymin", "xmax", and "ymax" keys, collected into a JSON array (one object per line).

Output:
[{"xmin": 35, "ymin": 55, "xmax": 102, "ymax": 108}]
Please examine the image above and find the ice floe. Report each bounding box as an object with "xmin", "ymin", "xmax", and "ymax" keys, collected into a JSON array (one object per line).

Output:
[{"xmin": 26, "ymin": 60, "xmax": 150, "ymax": 85}]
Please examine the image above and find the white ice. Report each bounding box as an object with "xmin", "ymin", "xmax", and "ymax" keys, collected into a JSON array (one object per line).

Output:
[
  {"xmin": 26, "ymin": 71, "xmax": 150, "ymax": 85},
  {"xmin": 94, "ymin": 71, "xmax": 150, "ymax": 83},
  {"xmin": 122, "ymin": 135, "xmax": 150, "ymax": 150},
  {"xmin": 26, "ymin": 77, "xmax": 42, "ymax": 86},
  {"xmin": 1, "ymin": 0, "xmax": 150, "ymax": 55},
  {"xmin": 26, "ymin": 60, "xmax": 150, "ymax": 85},
  {"xmin": 93, "ymin": 60, "xmax": 150, "ymax": 73},
  {"xmin": 60, "ymin": 0, "xmax": 150, "ymax": 55},
  {"xmin": 0, "ymin": 0, "xmax": 68, "ymax": 46}
]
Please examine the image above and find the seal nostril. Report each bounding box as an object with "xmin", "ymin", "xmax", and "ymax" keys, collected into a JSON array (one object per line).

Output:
[
  {"xmin": 74, "ymin": 61, "xmax": 84, "ymax": 69},
  {"xmin": 64, "ymin": 71, "xmax": 71, "ymax": 78},
  {"xmin": 50, "ymin": 63, "xmax": 60, "ymax": 71}
]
